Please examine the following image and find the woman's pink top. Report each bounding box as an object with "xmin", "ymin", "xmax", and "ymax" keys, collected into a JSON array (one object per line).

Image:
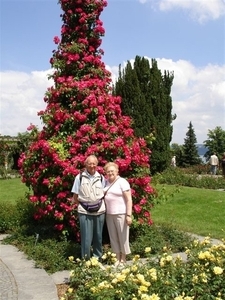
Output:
[{"xmin": 104, "ymin": 177, "xmax": 130, "ymax": 214}]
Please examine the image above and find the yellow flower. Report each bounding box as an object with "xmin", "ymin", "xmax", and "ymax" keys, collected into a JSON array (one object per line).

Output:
[
  {"xmin": 98, "ymin": 280, "xmax": 112, "ymax": 289},
  {"xmin": 131, "ymin": 265, "xmax": 138, "ymax": 272},
  {"xmin": 101, "ymin": 253, "xmax": 107, "ymax": 260},
  {"xmin": 193, "ymin": 239, "xmax": 199, "ymax": 246},
  {"xmin": 139, "ymin": 285, "xmax": 148, "ymax": 292},
  {"xmin": 91, "ymin": 257, "xmax": 99, "ymax": 265},
  {"xmin": 136, "ymin": 273, "xmax": 145, "ymax": 282},
  {"xmin": 90, "ymin": 286, "xmax": 97, "ymax": 292},
  {"xmin": 201, "ymin": 237, "xmax": 211, "ymax": 245},
  {"xmin": 166, "ymin": 255, "xmax": 173, "ymax": 262},
  {"xmin": 111, "ymin": 278, "xmax": 118, "ymax": 284},
  {"xmin": 67, "ymin": 288, "xmax": 73, "ymax": 293},
  {"xmin": 200, "ymin": 272, "xmax": 207, "ymax": 283},
  {"xmin": 85, "ymin": 260, "xmax": 91, "ymax": 268},
  {"xmin": 149, "ymin": 293, "xmax": 160, "ymax": 300},
  {"xmin": 68, "ymin": 256, "xmax": 74, "ymax": 262},
  {"xmin": 160, "ymin": 257, "xmax": 165, "ymax": 267},
  {"xmin": 147, "ymin": 268, "xmax": 157, "ymax": 281},
  {"xmin": 145, "ymin": 247, "xmax": 151, "ymax": 253},
  {"xmin": 185, "ymin": 249, "xmax": 191, "ymax": 255},
  {"xmin": 198, "ymin": 251, "xmax": 215, "ymax": 261},
  {"xmin": 70, "ymin": 270, "xmax": 74, "ymax": 276},
  {"xmin": 121, "ymin": 267, "xmax": 130, "ymax": 275},
  {"xmin": 213, "ymin": 266, "xmax": 223, "ymax": 275},
  {"xmin": 116, "ymin": 274, "xmax": 126, "ymax": 282},
  {"xmin": 133, "ymin": 255, "xmax": 140, "ymax": 262},
  {"xmin": 192, "ymin": 275, "xmax": 198, "ymax": 283}
]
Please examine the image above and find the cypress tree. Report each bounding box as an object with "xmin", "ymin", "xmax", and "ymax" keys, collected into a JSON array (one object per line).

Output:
[{"xmin": 113, "ymin": 56, "xmax": 174, "ymax": 174}]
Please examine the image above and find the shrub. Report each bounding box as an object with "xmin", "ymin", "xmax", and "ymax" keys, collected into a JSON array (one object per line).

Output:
[
  {"xmin": 130, "ymin": 223, "xmax": 193, "ymax": 257},
  {"xmin": 153, "ymin": 168, "xmax": 225, "ymax": 190},
  {"xmin": 0, "ymin": 201, "xmax": 19, "ymax": 232}
]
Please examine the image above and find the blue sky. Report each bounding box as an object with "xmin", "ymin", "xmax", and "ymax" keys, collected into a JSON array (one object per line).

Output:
[{"xmin": 0, "ymin": 0, "xmax": 225, "ymax": 144}]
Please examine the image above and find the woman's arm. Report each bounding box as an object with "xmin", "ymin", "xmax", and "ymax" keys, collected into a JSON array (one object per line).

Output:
[{"xmin": 123, "ymin": 190, "xmax": 132, "ymax": 225}]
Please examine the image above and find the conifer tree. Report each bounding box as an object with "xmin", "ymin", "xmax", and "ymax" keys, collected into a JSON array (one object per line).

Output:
[
  {"xmin": 182, "ymin": 121, "xmax": 201, "ymax": 166},
  {"xmin": 113, "ymin": 56, "xmax": 174, "ymax": 174},
  {"xmin": 19, "ymin": 0, "xmax": 155, "ymax": 238}
]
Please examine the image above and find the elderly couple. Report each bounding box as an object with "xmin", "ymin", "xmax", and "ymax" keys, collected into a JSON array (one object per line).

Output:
[{"xmin": 71, "ymin": 155, "xmax": 132, "ymax": 266}]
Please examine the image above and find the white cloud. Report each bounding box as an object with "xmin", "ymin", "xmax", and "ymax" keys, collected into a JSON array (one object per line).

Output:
[
  {"xmin": 1, "ymin": 61, "xmax": 225, "ymax": 144},
  {"xmin": 0, "ymin": 70, "xmax": 53, "ymax": 136},
  {"xmin": 139, "ymin": 0, "xmax": 225, "ymax": 23}
]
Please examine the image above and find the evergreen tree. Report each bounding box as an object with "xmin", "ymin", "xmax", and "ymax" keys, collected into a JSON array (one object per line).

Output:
[
  {"xmin": 182, "ymin": 122, "xmax": 201, "ymax": 166},
  {"xmin": 113, "ymin": 61, "xmax": 151, "ymax": 137},
  {"xmin": 19, "ymin": 0, "xmax": 155, "ymax": 238},
  {"xmin": 113, "ymin": 56, "xmax": 174, "ymax": 174}
]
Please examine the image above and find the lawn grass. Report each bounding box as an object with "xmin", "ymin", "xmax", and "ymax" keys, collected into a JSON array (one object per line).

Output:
[
  {"xmin": 151, "ymin": 184, "xmax": 225, "ymax": 240},
  {"xmin": 0, "ymin": 178, "xmax": 29, "ymax": 203}
]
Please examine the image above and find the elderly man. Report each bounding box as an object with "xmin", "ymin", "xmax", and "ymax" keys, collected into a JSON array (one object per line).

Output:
[{"xmin": 71, "ymin": 155, "xmax": 106, "ymax": 259}]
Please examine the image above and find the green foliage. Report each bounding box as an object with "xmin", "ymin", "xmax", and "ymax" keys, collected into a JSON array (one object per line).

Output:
[
  {"xmin": 0, "ymin": 177, "xmax": 31, "ymax": 232},
  {"xmin": 204, "ymin": 126, "xmax": 225, "ymax": 160},
  {"xmin": 130, "ymin": 223, "xmax": 192, "ymax": 257},
  {"xmin": 182, "ymin": 121, "xmax": 201, "ymax": 166},
  {"xmin": 0, "ymin": 201, "xmax": 19, "ymax": 232},
  {"xmin": 153, "ymin": 167, "xmax": 225, "ymax": 189},
  {"xmin": 0, "ymin": 167, "xmax": 12, "ymax": 179},
  {"xmin": 113, "ymin": 56, "xmax": 174, "ymax": 174},
  {"xmin": 0, "ymin": 194, "xmax": 37, "ymax": 233},
  {"xmin": 170, "ymin": 143, "xmax": 183, "ymax": 167}
]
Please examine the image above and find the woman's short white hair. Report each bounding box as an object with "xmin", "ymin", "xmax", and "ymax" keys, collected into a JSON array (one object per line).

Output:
[{"xmin": 104, "ymin": 162, "xmax": 119, "ymax": 172}]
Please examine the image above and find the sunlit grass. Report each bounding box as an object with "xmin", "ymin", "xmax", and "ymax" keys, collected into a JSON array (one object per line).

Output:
[
  {"xmin": 151, "ymin": 184, "xmax": 225, "ymax": 239},
  {"xmin": 0, "ymin": 178, "xmax": 29, "ymax": 203}
]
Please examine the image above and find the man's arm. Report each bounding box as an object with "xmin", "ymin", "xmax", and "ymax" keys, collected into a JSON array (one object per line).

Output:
[{"xmin": 72, "ymin": 193, "xmax": 79, "ymax": 204}]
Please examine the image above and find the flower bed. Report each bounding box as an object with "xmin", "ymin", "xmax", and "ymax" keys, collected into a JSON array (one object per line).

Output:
[{"xmin": 61, "ymin": 237, "xmax": 225, "ymax": 299}]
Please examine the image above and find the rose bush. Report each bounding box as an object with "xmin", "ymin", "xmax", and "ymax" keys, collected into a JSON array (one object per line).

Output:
[{"xmin": 19, "ymin": 0, "xmax": 155, "ymax": 238}]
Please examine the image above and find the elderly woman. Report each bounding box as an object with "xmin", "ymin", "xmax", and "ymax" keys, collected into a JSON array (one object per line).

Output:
[{"xmin": 103, "ymin": 162, "xmax": 132, "ymax": 266}]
